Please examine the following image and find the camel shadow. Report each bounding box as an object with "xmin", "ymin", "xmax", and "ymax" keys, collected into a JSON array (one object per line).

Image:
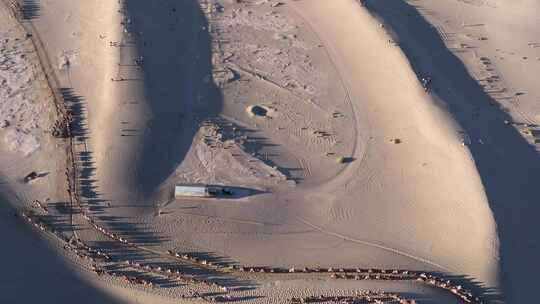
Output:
[{"xmin": 19, "ymin": 0, "xmax": 40, "ymax": 20}]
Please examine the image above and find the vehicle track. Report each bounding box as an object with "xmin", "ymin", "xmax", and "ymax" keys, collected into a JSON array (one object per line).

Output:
[
  {"xmin": 297, "ymin": 217, "xmax": 450, "ymax": 271},
  {"xmin": 287, "ymin": 1, "xmax": 368, "ymax": 184}
]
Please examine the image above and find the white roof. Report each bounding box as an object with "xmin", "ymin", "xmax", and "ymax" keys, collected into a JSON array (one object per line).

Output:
[{"xmin": 175, "ymin": 185, "xmax": 210, "ymax": 197}]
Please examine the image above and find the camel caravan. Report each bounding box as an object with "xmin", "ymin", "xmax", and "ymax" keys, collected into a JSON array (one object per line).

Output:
[
  {"xmin": 20, "ymin": 209, "xmax": 224, "ymax": 290},
  {"xmin": 328, "ymin": 270, "xmax": 482, "ymax": 303},
  {"xmin": 19, "ymin": 207, "xmax": 484, "ymax": 303},
  {"xmin": 166, "ymin": 249, "xmax": 224, "ymax": 268},
  {"xmin": 84, "ymin": 215, "xmax": 133, "ymax": 246},
  {"xmin": 90, "ymin": 263, "xmax": 154, "ymax": 288},
  {"xmin": 63, "ymin": 237, "xmax": 111, "ymax": 263},
  {"xmin": 290, "ymin": 292, "xmax": 416, "ymax": 304},
  {"xmin": 122, "ymin": 259, "xmax": 226, "ymax": 289},
  {"xmin": 20, "ymin": 210, "xmax": 109, "ymax": 263},
  {"xmin": 170, "ymin": 249, "xmax": 484, "ymax": 304},
  {"xmin": 78, "ymin": 208, "xmax": 491, "ymax": 304}
]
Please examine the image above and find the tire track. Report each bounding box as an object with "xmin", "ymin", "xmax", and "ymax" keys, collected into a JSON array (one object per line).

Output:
[{"xmin": 297, "ymin": 216, "xmax": 450, "ymax": 271}]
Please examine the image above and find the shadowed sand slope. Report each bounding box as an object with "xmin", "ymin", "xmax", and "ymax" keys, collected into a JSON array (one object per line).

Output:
[
  {"xmin": 125, "ymin": 0, "xmax": 222, "ymax": 198},
  {"xmin": 93, "ymin": 0, "xmax": 222, "ymax": 204},
  {"xmin": 0, "ymin": 199, "xmax": 123, "ymax": 304},
  {"xmin": 0, "ymin": 198, "xmax": 195, "ymax": 303}
]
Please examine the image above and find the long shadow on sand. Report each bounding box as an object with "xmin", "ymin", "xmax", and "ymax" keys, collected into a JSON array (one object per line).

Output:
[
  {"xmin": 366, "ymin": 1, "xmax": 540, "ymax": 303},
  {"xmin": 61, "ymin": 86, "xmax": 168, "ymax": 248},
  {"xmin": 20, "ymin": 0, "xmax": 40, "ymax": 20},
  {"xmin": 60, "ymin": 88, "xmax": 107, "ymax": 213},
  {"xmin": 122, "ymin": 0, "xmax": 222, "ymax": 197}
]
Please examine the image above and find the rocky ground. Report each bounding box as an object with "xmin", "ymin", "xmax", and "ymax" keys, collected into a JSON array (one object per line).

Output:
[{"xmin": 0, "ymin": 14, "xmax": 54, "ymax": 156}]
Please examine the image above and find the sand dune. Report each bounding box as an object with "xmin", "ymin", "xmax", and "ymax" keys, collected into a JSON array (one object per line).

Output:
[
  {"xmin": 2, "ymin": 0, "xmax": 538, "ymax": 302},
  {"xmin": 288, "ymin": 0, "xmax": 498, "ymax": 283},
  {"xmin": 366, "ymin": 1, "xmax": 540, "ymax": 302},
  {"xmin": 100, "ymin": 0, "xmax": 498, "ymax": 287}
]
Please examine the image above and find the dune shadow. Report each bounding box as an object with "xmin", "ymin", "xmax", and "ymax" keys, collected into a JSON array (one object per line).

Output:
[
  {"xmin": 122, "ymin": 0, "xmax": 222, "ymax": 197},
  {"xmin": 366, "ymin": 0, "xmax": 540, "ymax": 302},
  {"xmin": 0, "ymin": 197, "xmax": 123, "ymax": 304}
]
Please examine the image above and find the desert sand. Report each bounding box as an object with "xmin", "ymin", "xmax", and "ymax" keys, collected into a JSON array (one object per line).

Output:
[{"xmin": 1, "ymin": 0, "xmax": 539, "ymax": 303}]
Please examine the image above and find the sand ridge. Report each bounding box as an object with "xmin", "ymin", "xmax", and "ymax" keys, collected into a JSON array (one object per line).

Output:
[
  {"xmin": 366, "ymin": 1, "xmax": 540, "ymax": 302},
  {"xmin": 2, "ymin": 0, "xmax": 538, "ymax": 303}
]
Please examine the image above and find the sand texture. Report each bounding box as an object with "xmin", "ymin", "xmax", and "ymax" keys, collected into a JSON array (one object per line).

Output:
[{"xmin": 1, "ymin": 0, "xmax": 539, "ymax": 303}]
